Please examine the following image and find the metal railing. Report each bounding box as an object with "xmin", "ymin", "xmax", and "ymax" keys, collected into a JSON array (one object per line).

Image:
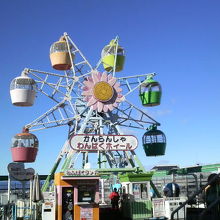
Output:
[
  {"xmin": 0, "ymin": 203, "xmax": 38, "ymax": 220},
  {"xmin": 0, "ymin": 203, "xmax": 16, "ymax": 220},
  {"xmin": 171, "ymin": 173, "xmax": 220, "ymax": 220},
  {"xmin": 199, "ymin": 197, "xmax": 220, "ymax": 220}
]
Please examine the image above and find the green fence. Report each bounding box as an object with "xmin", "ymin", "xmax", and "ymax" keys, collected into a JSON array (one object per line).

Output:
[{"xmin": 122, "ymin": 200, "xmax": 153, "ymax": 220}]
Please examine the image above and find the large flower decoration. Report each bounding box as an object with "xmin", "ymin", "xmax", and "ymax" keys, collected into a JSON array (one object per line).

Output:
[{"xmin": 82, "ymin": 71, "xmax": 123, "ymax": 112}]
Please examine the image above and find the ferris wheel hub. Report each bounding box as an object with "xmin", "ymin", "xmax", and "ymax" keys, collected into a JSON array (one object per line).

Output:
[{"xmin": 93, "ymin": 81, "xmax": 114, "ymax": 102}]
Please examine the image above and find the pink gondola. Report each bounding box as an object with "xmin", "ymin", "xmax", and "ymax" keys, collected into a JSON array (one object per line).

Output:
[{"xmin": 11, "ymin": 128, "xmax": 38, "ymax": 163}]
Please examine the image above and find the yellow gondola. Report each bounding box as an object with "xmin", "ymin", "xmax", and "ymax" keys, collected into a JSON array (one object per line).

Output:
[{"xmin": 101, "ymin": 39, "xmax": 125, "ymax": 72}]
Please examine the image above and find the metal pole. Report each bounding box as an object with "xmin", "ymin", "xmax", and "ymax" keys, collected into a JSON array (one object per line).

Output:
[
  {"xmin": 29, "ymin": 179, "xmax": 32, "ymax": 220},
  {"xmin": 99, "ymin": 119, "xmax": 105, "ymax": 204},
  {"xmin": 101, "ymin": 179, "xmax": 105, "ymax": 204},
  {"xmin": 7, "ymin": 175, "xmax": 11, "ymax": 203},
  {"xmin": 99, "ymin": 118, "xmax": 104, "ymax": 169},
  {"xmin": 21, "ymin": 181, "xmax": 26, "ymax": 200},
  {"xmin": 112, "ymin": 38, "xmax": 119, "ymax": 77},
  {"xmin": 14, "ymin": 205, "xmax": 17, "ymax": 220}
]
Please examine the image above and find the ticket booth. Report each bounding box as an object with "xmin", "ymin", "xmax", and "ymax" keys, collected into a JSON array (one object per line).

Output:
[{"xmin": 55, "ymin": 171, "xmax": 100, "ymax": 220}]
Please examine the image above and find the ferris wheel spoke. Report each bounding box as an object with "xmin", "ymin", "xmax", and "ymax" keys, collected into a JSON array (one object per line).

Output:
[
  {"xmin": 64, "ymin": 69, "xmax": 72, "ymax": 85},
  {"xmin": 27, "ymin": 68, "xmax": 89, "ymax": 110},
  {"xmin": 124, "ymin": 99, "xmax": 160, "ymax": 125},
  {"xmin": 118, "ymin": 73, "xmax": 156, "ymax": 97},
  {"xmin": 111, "ymin": 108, "xmax": 145, "ymax": 129},
  {"xmin": 27, "ymin": 31, "xmax": 94, "ymax": 99},
  {"xmin": 28, "ymin": 68, "xmax": 75, "ymax": 79},
  {"xmin": 61, "ymin": 149, "xmax": 78, "ymax": 171},
  {"xmin": 25, "ymin": 101, "xmax": 77, "ymax": 131},
  {"xmin": 26, "ymin": 118, "xmax": 77, "ymax": 132},
  {"xmin": 26, "ymin": 100, "xmax": 90, "ymax": 132},
  {"xmin": 112, "ymin": 101, "xmax": 159, "ymax": 129},
  {"xmin": 102, "ymin": 152, "xmax": 114, "ymax": 168},
  {"xmin": 61, "ymin": 107, "xmax": 94, "ymax": 171},
  {"xmin": 27, "ymin": 69, "xmax": 73, "ymax": 101},
  {"xmin": 103, "ymin": 119, "xmax": 145, "ymax": 169},
  {"xmin": 64, "ymin": 33, "xmax": 93, "ymax": 77}
]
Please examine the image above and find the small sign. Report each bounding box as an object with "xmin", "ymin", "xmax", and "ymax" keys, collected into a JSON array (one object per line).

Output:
[
  {"xmin": 69, "ymin": 134, "xmax": 138, "ymax": 151},
  {"xmin": 65, "ymin": 169, "xmax": 99, "ymax": 176},
  {"xmin": 80, "ymin": 206, "xmax": 93, "ymax": 219},
  {"xmin": 133, "ymin": 183, "xmax": 141, "ymax": 199},
  {"xmin": 7, "ymin": 163, "xmax": 35, "ymax": 181},
  {"xmin": 152, "ymin": 198, "xmax": 165, "ymax": 217}
]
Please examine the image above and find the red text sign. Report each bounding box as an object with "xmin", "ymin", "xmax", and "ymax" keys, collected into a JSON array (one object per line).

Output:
[{"xmin": 69, "ymin": 134, "xmax": 138, "ymax": 151}]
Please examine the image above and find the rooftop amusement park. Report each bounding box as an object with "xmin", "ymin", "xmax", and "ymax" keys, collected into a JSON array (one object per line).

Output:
[{"xmin": 3, "ymin": 33, "xmax": 220, "ymax": 220}]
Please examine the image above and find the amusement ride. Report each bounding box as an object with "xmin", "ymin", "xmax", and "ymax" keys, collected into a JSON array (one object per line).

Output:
[{"xmin": 9, "ymin": 32, "xmax": 167, "ymax": 219}]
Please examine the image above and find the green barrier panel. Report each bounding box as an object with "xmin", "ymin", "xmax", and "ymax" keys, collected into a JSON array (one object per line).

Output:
[{"xmin": 122, "ymin": 200, "xmax": 153, "ymax": 220}]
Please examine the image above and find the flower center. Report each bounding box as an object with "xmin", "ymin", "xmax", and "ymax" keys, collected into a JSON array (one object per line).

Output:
[{"xmin": 93, "ymin": 81, "xmax": 114, "ymax": 102}]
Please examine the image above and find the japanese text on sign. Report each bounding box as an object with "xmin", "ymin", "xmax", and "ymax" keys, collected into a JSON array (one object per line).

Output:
[
  {"xmin": 65, "ymin": 169, "xmax": 99, "ymax": 176},
  {"xmin": 69, "ymin": 134, "xmax": 138, "ymax": 151}
]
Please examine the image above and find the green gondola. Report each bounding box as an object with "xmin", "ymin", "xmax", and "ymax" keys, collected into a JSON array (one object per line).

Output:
[
  {"xmin": 101, "ymin": 39, "xmax": 125, "ymax": 72},
  {"xmin": 139, "ymin": 75, "xmax": 162, "ymax": 106},
  {"xmin": 143, "ymin": 126, "xmax": 166, "ymax": 156}
]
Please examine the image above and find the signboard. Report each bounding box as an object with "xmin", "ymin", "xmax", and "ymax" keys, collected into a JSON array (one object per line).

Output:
[
  {"xmin": 152, "ymin": 198, "xmax": 165, "ymax": 217},
  {"xmin": 69, "ymin": 134, "xmax": 138, "ymax": 151},
  {"xmin": 65, "ymin": 169, "xmax": 99, "ymax": 176},
  {"xmin": 80, "ymin": 206, "xmax": 93, "ymax": 219},
  {"xmin": 133, "ymin": 183, "xmax": 141, "ymax": 200},
  {"xmin": 7, "ymin": 163, "xmax": 35, "ymax": 181}
]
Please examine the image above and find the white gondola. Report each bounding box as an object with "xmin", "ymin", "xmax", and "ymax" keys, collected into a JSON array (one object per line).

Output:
[{"xmin": 10, "ymin": 75, "xmax": 36, "ymax": 106}]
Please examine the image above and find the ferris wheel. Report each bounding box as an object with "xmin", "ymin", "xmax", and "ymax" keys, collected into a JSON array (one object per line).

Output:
[{"xmin": 9, "ymin": 32, "xmax": 166, "ymax": 192}]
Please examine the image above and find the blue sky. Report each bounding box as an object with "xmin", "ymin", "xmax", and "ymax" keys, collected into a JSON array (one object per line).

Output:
[{"xmin": 0, "ymin": 0, "xmax": 220, "ymax": 175}]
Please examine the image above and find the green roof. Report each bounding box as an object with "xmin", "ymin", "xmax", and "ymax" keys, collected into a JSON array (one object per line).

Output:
[
  {"xmin": 119, "ymin": 172, "xmax": 153, "ymax": 182},
  {"xmin": 152, "ymin": 163, "xmax": 220, "ymax": 177}
]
